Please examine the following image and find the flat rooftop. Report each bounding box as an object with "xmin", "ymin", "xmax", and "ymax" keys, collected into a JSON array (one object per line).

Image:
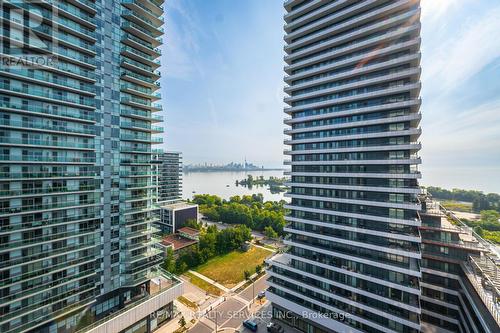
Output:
[
  {"xmin": 178, "ymin": 226, "xmax": 200, "ymax": 236},
  {"xmin": 160, "ymin": 201, "xmax": 198, "ymax": 210},
  {"xmin": 162, "ymin": 234, "xmax": 198, "ymax": 251}
]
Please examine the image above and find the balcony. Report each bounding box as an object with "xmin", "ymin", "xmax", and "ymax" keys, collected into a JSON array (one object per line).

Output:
[
  {"xmin": 39, "ymin": 0, "xmax": 97, "ymax": 27},
  {"xmin": 0, "ymin": 154, "xmax": 95, "ymax": 164},
  {"xmin": 0, "ymin": 137, "xmax": 95, "ymax": 150},
  {"xmin": 121, "ymin": 21, "xmax": 162, "ymax": 46},
  {"xmin": 0, "ymin": 185, "xmax": 98, "ymax": 198},
  {"xmin": 0, "ymin": 83, "xmax": 95, "ymax": 109},
  {"xmin": 120, "ymin": 83, "xmax": 161, "ymax": 100},
  {"xmin": 0, "ymin": 171, "xmax": 99, "ymax": 181},
  {"xmin": 121, "ymin": 45, "xmax": 161, "ymax": 68},
  {"xmin": 121, "ymin": 95, "xmax": 162, "ymax": 111},
  {"xmin": 0, "ymin": 119, "xmax": 95, "ymax": 136},
  {"xmin": 121, "ymin": 70, "xmax": 161, "ymax": 89},
  {"xmin": 0, "ymin": 199, "xmax": 99, "ymax": 215},
  {"xmin": 122, "ymin": 0, "xmax": 164, "ymax": 26},
  {"xmin": 77, "ymin": 268, "xmax": 182, "ymax": 333},
  {"xmin": 0, "ymin": 68, "xmax": 95, "ymax": 95},
  {"xmin": 121, "ymin": 108, "xmax": 163, "ymax": 122},
  {"xmin": 4, "ymin": 0, "xmax": 96, "ymax": 38},
  {"xmin": 121, "ymin": 57, "xmax": 161, "ymax": 79},
  {"xmin": 120, "ymin": 121, "xmax": 163, "ymax": 133},
  {"xmin": 122, "ymin": 33, "xmax": 162, "ymax": 57},
  {"xmin": 122, "ymin": 10, "xmax": 163, "ymax": 37},
  {"xmin": 0, "ymin": 101, "xmax": 95, "ymax": 123}
]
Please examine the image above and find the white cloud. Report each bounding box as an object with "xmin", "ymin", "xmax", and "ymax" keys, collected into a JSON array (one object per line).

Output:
[
  {"xmin": 421, "ymin": 0, "xmax": 460, "ymax": 22},
  {"xmin": 422, "ymin": 98, "xmax": 500, "ymax": 155},
  {"xmin": 422, "ymin": 4, "xmax": 500, "ymax": 93},
  {"xmin": 162, "ymin": 0, "xmax": 203, "ymax": 80}
]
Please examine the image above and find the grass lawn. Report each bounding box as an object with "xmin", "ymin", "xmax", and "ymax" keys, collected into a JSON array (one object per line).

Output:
[
  {"xmin": 194, "ymin": 246, "xmax": 271, "ymax": 288},
  {"xmin": 184, "ymin": 272, "xmax": 224, "ymax": 296},
  {"xmin": 441, "ymin": 200, "xmax": 473, "ymax": 213},
  {"xmin": 177, "ymin": 295, "xmax": 198, "ymax": 310}
]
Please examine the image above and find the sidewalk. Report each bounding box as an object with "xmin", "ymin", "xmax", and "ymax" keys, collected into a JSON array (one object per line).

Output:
[
  {"xmin": 156, "ymin": 301, "xmax": 195, "ymax": 333},
  {"xmin": 188, "ymin": 270, "xmax": 231, "ymax": 293}
]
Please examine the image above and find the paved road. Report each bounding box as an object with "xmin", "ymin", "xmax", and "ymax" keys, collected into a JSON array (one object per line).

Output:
[
  {"xmin": 187, "ymin": 272, "xmax": 271, "ymax": 332},
  {"xmin": 188, "ymin": 320, "xmax": 212, "ymax": 333},
  {"xmin": 239, "ymin": 274, "xmax": 268, "ymax": 302},
  {"xmin": 206, "ymin": 298, "xmax": 244, "ymax": 325},
  {"xmin": 239, "ymin": 303, "xmax": 302, "ymax": 333}
]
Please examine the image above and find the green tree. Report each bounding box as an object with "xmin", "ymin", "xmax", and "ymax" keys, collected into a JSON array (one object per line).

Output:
[
  {"xmin": 244, "ymin": 270, "xmax": 251, "ymax": 281},
  {"xmin": 255, "ymin": 264, "xmax": 263, "ymax": 275},
  {"xmin": 185, "ymin": 218, "xmax": 202, "ymax": 230},
  {"xmin": 162, "ymin": 247, "xmax": 176, "ymax": 273},
  {"xmin": 178, "ymin": 316, "xmax": 186, "ymax": 328},
  {"xmin": 264, "ymin": 226, "xmax": 278, "ymax": 239}
]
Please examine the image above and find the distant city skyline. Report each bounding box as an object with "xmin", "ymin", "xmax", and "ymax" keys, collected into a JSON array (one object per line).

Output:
[{"xmin": 161, "ymin": 0, "xmax": 500, "ymax": 193}]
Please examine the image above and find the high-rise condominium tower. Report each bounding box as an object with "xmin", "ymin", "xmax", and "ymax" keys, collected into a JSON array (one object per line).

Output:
[
  {"xmin": 0, "ymin": 1, "xmax": 182, "ymax": 333},
  {"xmin": 154, "ymin": 151, "xmax": 182, "ymax": 203},
  {"xmin": 267, "ymin": 1, "xmax": 423, "ymax": 332}
]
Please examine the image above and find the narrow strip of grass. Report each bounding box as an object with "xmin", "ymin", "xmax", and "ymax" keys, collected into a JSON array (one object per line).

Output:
[
  {"xmin": 177, "ymin": 296, "xmax": 198, "ymax": 310},
  {"xmin": 184, "ymin": 272, "xmax": 224, "ymax": 296}
]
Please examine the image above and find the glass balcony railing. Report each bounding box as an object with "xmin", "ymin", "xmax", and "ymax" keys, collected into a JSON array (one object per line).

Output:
[
  {"xmin": 0, "ymin": 268, "xmax": 96, "ymax": 306},
  {"xmin": 0, "ymin": 83, "xmax": 95, "ymax": 107},
  {"xmin": 0, "ymin": 253, "xmax": 97, "ymax": 287},
  {"xmin": 0, "ymin": 154, "xmax": 96, "ymax": 163},
  {"xmin": 0, "ymin": 171, "xmax": 99, "ymax": 179},
  {"xmin": 122, "ymin": 10, "xmax": 163, "ymax": 32},
  {"xmin": 121, "ymin": 182, "xmax": 153, "ymax": 189},
  {"xmin": 0, "ymin": 185, "xmax": 97, "ymax": 197},
  {"xmin": 0, "ymin": 101, "xmax": 94, "ymax": 122},
  {"xmin": 122, "ymin": 20, "xmax": 153, "ymax": 35},
  {"xmin": 0, "ymin": 138, "xmax": 94, "ymax": 149},
  {"xmin": 0, "ymin": 119, "xmax": 95, "ymax": 135},
  {"xmin": 75, "ymin": 0, "xmax": 97, "ymax": 11},
  {"xmin": 119, "ymin": 171, "xmax": 154, "ymax": 177},
  {"xmin": 120, "ymin": 147, "xmax": 151, "ymax": 154},
  {"xmin": 121, "ymin": 95, "xmax": 153, "ymax": 107},
  {"xmin": 120, "ymin": 121, "xmax": 161, "ymax": 131},
  {"xmin": 0, "ymin": 227, "xmax": 99, "ymax": 251},
  {"xmin": 48, "ymin": 0, "xmax": 97, "ymax": 25},
  {"xmin": 121, "ymin": 46, "xmax": 160, "ymax": 64},
  {"xmin": 0, "ymin": 281, "xmax": 97, "ymax": 326},
  {"xmin": 122, "ymin": 57, "xmax": 153, "ymax": 72},
  {"xmin": 120, "ymin": 134, "xmax": 151, "ymax": 141},
  {"xmin": 152, "ymin": 137, "xmax": 163, "ymax": 143},
  {"xmin": 0, "ymin": 212, "xmax": 100, "ymax": 233},
  {"xmin": 121, "ymin": 70, "xmax": 160, "ymax": 86},
  {"xmin": 77, "ymin": 268, "xmax": 182, "ymax": 333},
  {"xmin": 6, "ymin": 0, "xmax": 96, "ymax": 38},
  {"xmin": 0, "ymin": 237, "xmax": 97, "ymax": 269},
  {"xmin": 121, "ymin": 83, "xmax": 153, "ymax": 95},
  {"xmin": 120, "ymin": 108, "xmax": 162, "ymax": 121},
  {"xmin": 122, "ymin": 0, "xmax": 164, "ymax": 22},
  {"xmin": 0, "ymin": 199, "xmax": 100, "ymax": 215},
  {"xmin": 0, "ymin": 68, "xmax": 95, "ymax": 93},
  {"xmin": 120, "ymin": 159, "xmax": 152, "ymax": 164}
]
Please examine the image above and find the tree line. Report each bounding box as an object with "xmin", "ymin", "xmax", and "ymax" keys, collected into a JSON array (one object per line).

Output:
[
  {"xmin": 426, "ymin": 186, "xmax": 500, "ymax": 213},
  {"xmin": 162, "ymin": 224, "xmax": 252, "ymax": 274},
  {"xmin": 191, "ymin": 193, "xmax": 287, "ymax": 238}
]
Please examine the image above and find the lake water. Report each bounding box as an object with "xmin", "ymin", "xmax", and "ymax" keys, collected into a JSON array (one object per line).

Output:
[{"xmin": 182, "ymin": 170, "xmax": 287, "ymax": 202}]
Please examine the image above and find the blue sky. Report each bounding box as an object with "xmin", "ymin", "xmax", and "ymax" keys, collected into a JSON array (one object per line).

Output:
[{"xmin": 159, "ymin": 0, "xmax": 500, "ymax": 193}]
